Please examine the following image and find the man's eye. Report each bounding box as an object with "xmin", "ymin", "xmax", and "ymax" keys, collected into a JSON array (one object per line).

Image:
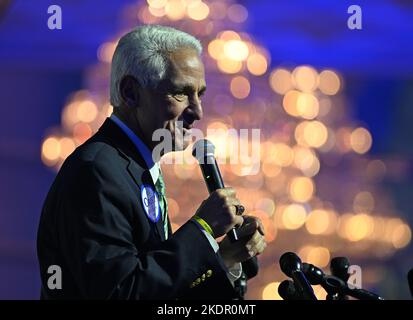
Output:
[{"xmin": 173, "ymin": 93, "xmax": 186, "ymax": 101}]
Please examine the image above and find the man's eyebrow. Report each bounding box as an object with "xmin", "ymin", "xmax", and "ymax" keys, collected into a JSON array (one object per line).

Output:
[{"xmin": 171, "ymin": 83, "xmax": 207, "ymax": 94}]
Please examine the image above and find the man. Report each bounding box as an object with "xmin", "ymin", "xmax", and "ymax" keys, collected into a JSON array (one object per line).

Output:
[{"xmin": 37, "ymin": 25, "xmax": 266, "ymax": 299}]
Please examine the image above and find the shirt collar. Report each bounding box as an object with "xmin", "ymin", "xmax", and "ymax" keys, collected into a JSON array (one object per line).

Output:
[{"xmin": 110, "ymin": 114, "xmax": 160, "ymax": 184}]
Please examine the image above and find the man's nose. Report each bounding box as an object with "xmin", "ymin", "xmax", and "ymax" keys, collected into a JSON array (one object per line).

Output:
[{"xmin": 190, "ymin": 96, "xmax": 203, "ymax": 121}]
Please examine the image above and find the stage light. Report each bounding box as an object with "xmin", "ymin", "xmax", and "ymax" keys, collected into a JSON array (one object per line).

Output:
[
  {"xmin": 282, "ymin": 204, "xmax": 307, "ymax": 229},
  {"xmin": 208, "ymin": 39, "xmax": 225, "ymax": 60},
  {"xmin": 319, "ymin": 70, "xmax": 341, "ymax": 95},
  {"xmin": 165, "ymin": 0, "xmax": 186, "ymax": 20},
  {"xmin": 217, "ymin": 57, "xmax": 242, "ymax": 74},
  {"xmin": 187, "ymin": 1, "xmax": 209, "ymax": 21},
  {"xmin": 270, "ymin": 68, "xmax": 293, "ymax": 95},
  {"xmin": 224, "ymin": 40, "xmax": 249, "ymax": 61},
  {"xmin": 230, "ymin": 76, "xmax": 250, "ymax": 99},
  {"xmin": 289, "ymin": 176, "xmax": 315, "ymax": 203},
  {"xmin": 262, "ymin": 282, "xmax": 282, "ymax": 300},
  {"xmin": 350, "ymin": 127, "xmax": 372, "ymax": 154},
  {"xmin": 292, "ymin": 66, "xmax": 318, "ymax": 92},
  {"xmin": 246, "ymin": 53, "xmax": 267, "ymax": 76}
]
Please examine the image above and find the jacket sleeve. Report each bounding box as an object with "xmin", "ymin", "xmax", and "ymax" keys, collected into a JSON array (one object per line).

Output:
[{"xmin": 56, "ymin": 161, "xmax": 235, "ymax": 299}]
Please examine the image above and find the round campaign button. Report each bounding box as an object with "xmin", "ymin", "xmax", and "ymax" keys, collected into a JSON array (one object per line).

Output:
[{"xmin": 140, "ymin": 184, "xmax": 160, "ymax": 223}]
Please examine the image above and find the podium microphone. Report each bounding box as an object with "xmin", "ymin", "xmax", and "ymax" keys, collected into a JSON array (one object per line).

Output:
[
  {"xmin": 303, "ymin": 262, "xmax": 384, "ymax": 300},
  {"xmin": 279, "ymin": 252, "xmax": 317, "ymax": 300},
  {"xmin": 330, "ymin": 257, "xmax": 350, "ymax": 283},
  {"xmin": 278, "ymin": 280, "xmax": 301, "ymax": 300},
  {"xmin": 408, "ymin": 268, "xmax": 413, "ymax": 298}
]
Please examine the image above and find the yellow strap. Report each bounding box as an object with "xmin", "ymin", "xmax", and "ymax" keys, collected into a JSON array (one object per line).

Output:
[{"xmin": 192, "ymin": 215, "xmax": 215, "ymax": 238}]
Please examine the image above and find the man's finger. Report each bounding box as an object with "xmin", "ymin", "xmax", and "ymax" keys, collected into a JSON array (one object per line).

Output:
[
  {"xmin": 242, "ymin": 216, "xmax": 265, "ymax": 236},
  {"xmin": 236, "ymin": 221, "xmax": 258, "ymax": 239}
]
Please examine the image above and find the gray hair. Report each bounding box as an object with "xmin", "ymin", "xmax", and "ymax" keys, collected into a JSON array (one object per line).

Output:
[{"xmin": 110, "ymin": 25, "xmax": 203, "ymax": 107}]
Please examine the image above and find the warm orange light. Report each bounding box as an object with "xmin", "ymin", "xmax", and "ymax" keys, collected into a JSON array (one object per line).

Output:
[
  {"xmin": 289, "ymin": 176, "xmax": 314, "ymax": 203},
  {"xmin": 77, "ymin": 100, "xmax": 98, "ymax": 123},
  {"xmin": 97, "ymin": 42, "xmax": 116, "ymax": 63},
  {"xmin": 282, "ymin": 90, "xmax": 301, "ymax": 117},
  {"xmin": 299, "ymin": 246, "xmax": 331, "ymax": 268},
  {"xmin": 262, "ymin": 282, "xmax": 282, "ymax": 300},
  {"xmin": 295, "ymin": 121, "xmax": 328, "ymax": 148},
  {"xmin": 73, "ymin": 123, "xmax": 92, "ymax": 144},
  {"xmin": 305, "ymin": 209, "xmax": 330, "ymax": 235},
  {"xmin": 391, "ymin": 223, "xmax": 411, "ymax": 248},
  {"xmin": 147, "ymin": 0, "xmax": 167, "ymax": 9},
  {"xmin": 266, "ymin": 143, "xmax": 294, "ymax": 167},
  {"xmin": 292, "ymin": 66, "xmax": 318, "ymax": 92},
  {"xmin": 42, "ymin": 136, "xmax": 60, "ymax": 162},
  {"xmin": 282, "ymin": 204, "xmax": 307, "ymax": 229},
  {"xmin": 270, "ymin": 69, "xmax": 293, "ymax": 95},
  {"xmin": 350, "ymin": 127, "xmax": 372, "ymax": 154},
  {"xmin": 148, "ymin": 5, "xmax": 166, "ymax": 17},
  {"xmin": 59, "ymin": 137, "xmax": 76, "ymax": 159},
  {"xmin": 318, "ymin": 70, "xmax": 341, "ymax": 95},
  {"xmin": 208, "ymin": 39, "xmax": 225, "ymax": 60},
  {"xmin": 296, "ymin": 93, "xmax": 319, "ymax": 119},
  {"xmin": 246, "ymin": 53, "xmax": 267, "ymax": 76},
  {"xmin": 230, "ymin": 76, "xmax": 250, "ymax": 99},
  {"xmin": 165, "ymin": 0, "xmax": 186, "ymax": 20},
  {"xmin": 219, "ymin": 30, "xmax": 241, "ymax": 41},
  {"xmin": 224, "ymin": 40, "xmax": 249, "ymax": 61},
  {"xmin": 345, "ymin": 214, "xmax": 374, "ymax": 242},
  {"xmin": 293, "ymin": 146, "xmax": 320, "ymax": 177},
  {"xmin": 255, "ymin": 198, "xmax": 276, "ymax": 216},
  {"xmin": 217, "ymin": 57, "xmax": 242, "ymax": 74},
  {"xmin": 187, "ymin": 1, "xmax": 209, "ymax": 21}
]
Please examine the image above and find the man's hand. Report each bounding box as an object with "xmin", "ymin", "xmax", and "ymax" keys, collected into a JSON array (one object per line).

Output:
[
  {"xmin": 195, "ymin": 188, "xmax": 244, "ymax": 238},
  {"xmin": 219, "ymin": 216, "xmax": 267, "ymax": 269}
]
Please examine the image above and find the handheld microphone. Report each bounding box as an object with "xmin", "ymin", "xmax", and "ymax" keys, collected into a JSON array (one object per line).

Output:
[
  {"xmin": 303, "ymin": 262, "xmax": 384, "ymax": 300},
  {"xmin": 279, "ymin": 252, "xmax": 317, "ymax": 300},
  {"xmin": 192, "ymin": 139, "xmax": 238, "ymax": 242},
  {"xmin": 192, "ymin": 139, "xmax": 259, "ymax": 288},
  {"xmin": 407, "ymin": 268, "xmax": 413, "ymax": 298}
]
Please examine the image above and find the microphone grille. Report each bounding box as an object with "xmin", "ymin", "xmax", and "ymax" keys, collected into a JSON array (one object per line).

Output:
[{"xmin": 192, "ymin": 139, "xmax": 215, "ymax": 160}]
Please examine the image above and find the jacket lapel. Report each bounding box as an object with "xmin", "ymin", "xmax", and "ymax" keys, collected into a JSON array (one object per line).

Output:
[{"xmin": 93, "ymin": 118, "xmax": 166, "ymax": 241}]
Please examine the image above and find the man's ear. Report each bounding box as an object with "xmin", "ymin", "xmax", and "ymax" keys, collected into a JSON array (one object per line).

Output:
[{"xmin": 119, "ymin": 75, "xmax": 140, "ymax": 108}]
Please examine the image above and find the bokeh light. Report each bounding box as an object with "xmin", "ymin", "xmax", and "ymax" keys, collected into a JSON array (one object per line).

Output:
[
  {"xmin": 230, "ymin": 76, "xmax": 250, "ymax": 99},
  {"xmin": 270, "ymin": 69, "xmax": 293, "ymax": 95},
  {"xmin": 289, "ymin": 176, "xmax": 315, "ymax": 202},
  {"xmin": 318, "ymin": 70, "xmax": 341, "ymax": 95},
  {"xmin": 350, "ymin": 127, "xmax": 373, "ymax": 154}
]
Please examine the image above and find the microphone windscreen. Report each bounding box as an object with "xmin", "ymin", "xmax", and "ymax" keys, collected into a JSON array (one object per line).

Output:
[
  {"xmin": 408, "ymin": 268, "xmax": 413, "ymax": 298},
  {"xmin": 279, "ymin": 252, "xmax": 302, "ymax": 277},
  {"xmin": 330, "ymin": 257, "xmax": 350, "ymax": 281},
  {"xmin": 278, "ymin": 280, "xmax": 297, "ymax": 300}
]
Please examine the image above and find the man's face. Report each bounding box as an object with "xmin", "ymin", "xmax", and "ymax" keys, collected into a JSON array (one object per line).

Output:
[{"xmin": 137, "ymin": 48, "xmax": 206, "ymax": 152}]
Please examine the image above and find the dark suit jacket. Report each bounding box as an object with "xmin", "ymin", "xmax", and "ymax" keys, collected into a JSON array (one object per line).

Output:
[{"xmin": 37, "ymin": 118, "xmax": 236, "ymax": 299}]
